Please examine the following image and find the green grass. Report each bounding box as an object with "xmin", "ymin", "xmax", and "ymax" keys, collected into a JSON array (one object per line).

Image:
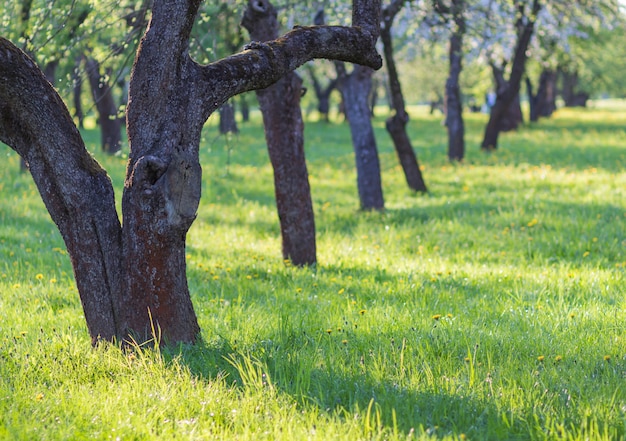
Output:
[{"xmin": 0, "ymin": 103, "xmax": 625, "ymax": 440}]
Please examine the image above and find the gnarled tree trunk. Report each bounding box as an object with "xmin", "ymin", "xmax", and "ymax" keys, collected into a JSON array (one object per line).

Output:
[
  {"xmin": 381, "ymin": 0, "xmax": 427, "ymax": 191},
  {"xmin": 242, "ymin": 0, "xmax": 316, "ymax": 266},
  {"xmin": 0, "ymin": 0, "xmax": 382, "ymax": 345}
]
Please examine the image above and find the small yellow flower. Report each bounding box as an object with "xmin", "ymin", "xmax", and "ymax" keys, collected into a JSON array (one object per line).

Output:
[
  {"xmin": 359, "ymin": 309, "xmax": 366, "ymax": 315},
  {"xmin": 12, "ymin": 283, "xmax": 20, "ymax": 289},
  {"xmin": 583, "ymin": 251, "xmax": 590, "ymax": 257},
  {"xmin": 342, "ymin": 340, "xmax": 348, "ymax": 345},
  {"xmin": 35, "ymin": 273, "xmax": 44, "ymax": 280},
  {"xmin": 212, "ymin": 275, "xmax": 219, "ymax": 280},
  {"xmin": 432, "ymin": 314, "xmax": 442, "ymax": 320},
  {"xmin": 36, "ymin": 393, "xmax": 44, "ymax": 401},
  {"xmin": 338, "ymin": 288, "xmax": 345, "ymax": 295},
  {"xmin": 604, "ymin": 355, "xmax": 611, "ymax": 361},
  {"xmin": 326, "ymin": 329, "xmax": 332, "ymax": 334},
  {"xmin": 447, "ymin": 314, "xmax": 453, "ymax": 318},
  {"xmin": 246, "ymin": 275, "xmax": 252, "ymax": 280},
  {"xmin": 537, "ymin": 355, "xmax": 545, "ymax": 362},
  {"xmin": 555, "ymin": 355, "xmax": 563, "ymax": 362},
  {"xmin": 50, "ymin": 278, "xmax": 57, "ymax": 284},
  {"xmin": 295, "ymin": 288, "xmax": 303, "ymax": 293}
]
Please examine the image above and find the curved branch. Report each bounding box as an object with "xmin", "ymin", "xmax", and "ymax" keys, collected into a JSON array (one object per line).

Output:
[{"xmin": 195, "ymin": 25, "xmax": 382, "ymax": 119}]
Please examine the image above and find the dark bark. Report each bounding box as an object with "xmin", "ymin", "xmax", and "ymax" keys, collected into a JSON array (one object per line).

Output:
[
  {"xmin": 0, "ymin": 42, "xmax": 122, "ymax": 344},
  {"xmin": 0, "ymin": 0, "xmax": 381, "ymax": 345},
  {"xmin": 527, "ymin": 68, "xmax": 556, "ymax": 122},
  {"xmin": 481, "ymin": 0, "xmax": 541, "ymax": 150},
  {"xmin": 240, "ymin": 94, "xmax": 250, "ymax": 122},
  {"xmin": 380, "ymin": 0, "xmax": 427, "ymax": 190},
  {"xmin": 560, "ymin": 68, "xmax": 589, "ymax": 107},
  {"xmin": 307, "ymin": 65, "xmax": 338, "ymax": 122},
  {"xmin": 444, "ymin": 0, "xmax": 466, "ymax": 162},
  {"xmin": 73, "ymin": 56, "xmax": 84, "ymax": 129},
  {"xmin": 242, "ymin": 0, "xmax": 316, "ymax": 266},
  {"xmin": 336, "ymin": 63, "xmax": 385, "ymax": 210},
  {"xmin": 218, "ymin": 101, "xmax": 239, "ymax": 134},
  {"xmin": 85, "ymin": 58, "xmax": 122, "ymax": 154}
]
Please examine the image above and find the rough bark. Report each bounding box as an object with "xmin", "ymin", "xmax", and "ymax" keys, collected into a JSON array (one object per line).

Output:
[
  {"xmin": 0, "ymin": 0, "xmax": 382, "ymax": 345},
  {"xmin": 242, "ymin": 0, "xmax": 316, "ymax": 266},
  {"xmin": 85, "ymin": 58, "xmax": 123, "ymax": 154},
  {"xmin": 0, "ymin": 40, "xmax": 123, "ymax": 344},
  {"xmin": 481, "ymin": 0, "xmax": 541, "ymax": 151},
  {"xmin": 380, "ymin": 0, "xmax": 427, "ymax": 190},
  {"xmin": 336, "ymin": 63, "xmax": 385, "ymax": 210}
]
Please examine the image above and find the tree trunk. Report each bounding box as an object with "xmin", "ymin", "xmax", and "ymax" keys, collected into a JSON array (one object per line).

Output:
[
  {"xmin": 380, "ymin": 0, "xmax": 427, "ymax": 191},
  {"xmin": 560, "ymin": 68, "xmax": 589, "ymax": 107},
  {"xmin": 242, "ymin": 0, "xmax": 316, "ymax": 266},
  {"xmin": 481, "ymin": 0, "xmax": 540, "ymax": 151},
  {"xmin": 337, "ymin": 63, "xmax": 384, "ymax": 210},
  {"xmin": 444, "ymin": 0, "xmax": 466, "ymax": 162},
  {"xmin": 219, "ymin": 101, "xmax": 239, "ymax": 134},
  {"xmin": 240, "ymin": 94, "xmax": 250, "ymax": 122},
  {"xmin": 527, "ymin": 68, "xmax": 557, "ymax": 122},
  {"xmin": 85, "ymin": 58, "xmax": 122, "ymax": 154},
  {"xmin": 0, "ymin": 0, "xmax": 382, "ymax": 345},
  {"xmin": 73, "ymin": 56, "xmax": 84, "ymax": 129},
  {"xmin": 306, "ymin": 63, "xmax": 338, "ymax": 122}
]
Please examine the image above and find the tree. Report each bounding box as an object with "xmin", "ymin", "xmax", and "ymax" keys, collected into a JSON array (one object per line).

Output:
[
  {"xmin": 0, "ymin": 0, "xmax": 382, "ymax": 345},
  {"xmin": 381, "ymin": 0, "xmax": 427, "ymax": 190},
  {"xmin": 242, "ymin": 0, "xmax": 317, "ymax": 266},
  {"xmin": 481, "ymin": 0, "xmax": 541, "ymax": 151}
]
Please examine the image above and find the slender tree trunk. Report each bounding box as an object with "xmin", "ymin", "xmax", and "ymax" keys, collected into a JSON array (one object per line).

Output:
[
  {"xmin": 380, "ymin": 0, "xmax": 427, "ymax": 191},
  {"xmin": 560, "ymin": 68, "xmax": 588, "ymax": 107},
  {"xmin": 445, "ymin": 0, "xmax": 466, "ymax": 162},
  {"xmin": 218, "ymin": 101, "xmax": 239, "ymax": 134},
  {"xmin": 85, "ymin": 58, "xmax": 122, "ymax": 154},
  {"xmin": 306, "ymin": 63, "xmax": 338, "ymax": 122},
  {"xmin": 242, "ymin": 0, "xmax": 316, "ymax": 266},
  {"xmin": 527, "ymin": 68, "xmax": 557, "ymax": 122},
  {"xmin": 73, "ymin": 56, "xmax": 84, "ymax": 129},
  {"xmin": 337, "ymin": 63, "xmax": 384, "ymax": 210},
  {"xmin": 481, "ymin": 0, "xmax": 540, "ymax": 150}
]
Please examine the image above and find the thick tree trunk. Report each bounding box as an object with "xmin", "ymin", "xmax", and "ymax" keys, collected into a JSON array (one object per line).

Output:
[
  {"xmin": 242, "ymin": 0, "xmax": 316, "ymax": 266},
  {"xmin": 380, "ymin": 0, "xmax": 427, "ymax": 191},
  {"xmin": 481, "ymin": 0, "xmax": 540, "ymax": 151},
  {"xmin": 85, "ymin": 58, "xmax": 122, "ymax": 154},
  {"xmin": 445, "ymin": 0, "xmax": 466, "ymax": 162},
  {"xmin": 527, "ymin": 68, "xmax": 557, "ymax": 122},
  {"xmin": 0, "ymin": 41, "xmax": 123, "ymax": 344},
  {"xmin": 337, "ymin": 63, "xmax": 384, "ymax": 210},
  {"xmin": 0, "ymin": 0, "xmax": 382, "ymax": 346}
]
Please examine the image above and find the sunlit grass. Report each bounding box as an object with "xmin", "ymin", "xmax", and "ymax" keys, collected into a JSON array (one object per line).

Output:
[{"xmin": 0, "ymin": 103, "xmax": 624, "ymax": 440}]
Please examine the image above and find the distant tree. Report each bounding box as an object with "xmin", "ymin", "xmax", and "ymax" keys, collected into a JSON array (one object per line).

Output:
[
  {"xmin": 0, "ymin": 0, "xmax": 382, "ymax": 345},
  {"xmin": 380, "ymin": 0, "xmax": 427, "ymax": 190},
  {"xmin": 242, "ymin": 0, "xmax": 317, "ymax": 266}
]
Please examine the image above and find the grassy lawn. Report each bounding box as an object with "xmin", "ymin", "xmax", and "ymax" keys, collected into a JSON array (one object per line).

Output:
[{"xmin": 0, "ymin": 103, "xmax": 624, "ymax": 440}]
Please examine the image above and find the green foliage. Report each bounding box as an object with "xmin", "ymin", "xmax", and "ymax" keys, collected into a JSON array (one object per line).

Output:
[{"xmin": 0, "ymin": 104, "xmax": 625, "ymax": 440}]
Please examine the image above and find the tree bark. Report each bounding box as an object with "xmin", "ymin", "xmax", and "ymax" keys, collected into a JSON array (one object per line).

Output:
[
  {"xmin": 0, "ymin": 0, "xmax": 382, "ymax": 345},
  {"xmin": 380, "ymin": 0, "xmax": 427, "ymax": 190},
  {"xmin": 336, "ymin": 63, "xmax": 385, "ymax": 210},
  {"xmin": 218, "ymin": 101, "xmax": 239, "ymax": 134},
  {"xmin": 560, "ymin": 68, "xmax": 588, "ymax": 107},
  {"xmin": 85, "ymin": 58, "xmax": 122, "ymax": 154},
  {"xmin": 527, "ymin": 68, "xmax": 556, "ymax": 122},
  {"xmin": 0, "ymin": 41, "xmax": 123, "ymax": 344},
  {"xmin": 242, "ymin": 0, "xmax": 316, "ymax": 266},
  {"xmin": 481, "ymin": 0, "xmax": 540, "ymax": 151},
  {"xmin": 444, "ymin": 0, "xmax": 466, "ymax": 162}
]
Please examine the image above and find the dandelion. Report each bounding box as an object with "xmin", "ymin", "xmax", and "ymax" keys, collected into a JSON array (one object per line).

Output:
[
  {"xmin": 583, "ymin": 251, "xmax": 590, "ymax": 257},
  {"xmin": 604, "ymin": 355, "xmax": 611, "ymax": 362},
  {"xmin": 555, "ymin": 355, "xmax": 562, "ymax": 362},
  {"xmin": 359, "ymin": 309, "xmax": 366, "ymax": 315},
  {"xmin": 432, "ymin": 314, "xmax": 442, "ymax": 320},
  {"xmin": 447, "ymin": 314, "xmax": 453, "ymax": 319},
  {"xmin": 527, "ymin": 218, "xmax": 539, "ymax": 227},
  {"xmin": 338, "ymin": 288, "xmax": 345, "ymax": 295},
  {"xmin": 342, "ymin": 339, "xmax": 348, "ymax": 345},
  {"xmin": 12, "ymin": 283, "xmax": 20, "ymax": 289},
  {"xmin": 569, "ymin": 313, "xmax": 575, "ymax": 318},
  {"xmin": 35, "ymin": 273, "xmax": 44, "ymax": 280},
  {"xmin": 212, "ymin": 275, "xmax": 219, "ymax": 280},
  {"xmin": 246, "ymin": 275, "xmax": 252, "ymax": 280},
  {"xmin": 35, "ymin": 393, "xmax": 44, "ymax": 401},
  {"xmin": 295, "ymin": 288, "xmax": 303, "ymax": 293},
  {"xmin": 50, "ymin": 278, "xmax": 57, "ymax": 284},
  {"xmin": 537, "ymin": 355, "xmax": 545, "ymax": 362},
  {"xmin": 326, "ymin": 329, "xmax": 332, "ymax": 334}
]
